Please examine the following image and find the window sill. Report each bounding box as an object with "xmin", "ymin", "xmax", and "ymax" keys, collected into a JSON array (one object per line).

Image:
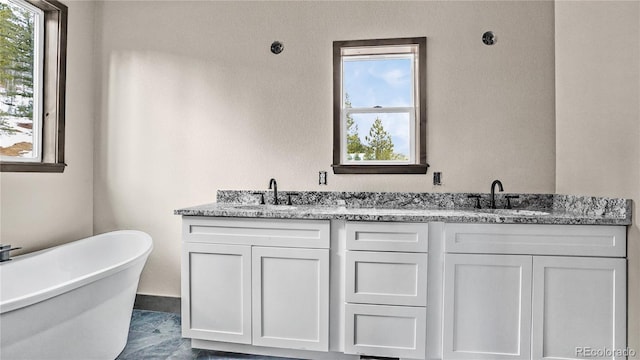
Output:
[
  {"xmin": 1, "ymin": 162, "xmax": 66, "ymax": 173},
  {"xmin": 332, "ymin": 164, "xmax": 429, "ymax": 175}
]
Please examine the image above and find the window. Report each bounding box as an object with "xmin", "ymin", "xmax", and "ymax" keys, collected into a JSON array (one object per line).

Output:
[
  {"xmin": 333, "ymin": 37, "xmax": 427, "ymax": 174},
  {"xmin": 0, "ymin": 0, "xmax": 67, "ymax": 172}
]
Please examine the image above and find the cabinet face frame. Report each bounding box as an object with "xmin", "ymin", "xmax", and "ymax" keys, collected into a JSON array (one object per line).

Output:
[
  {"xmin": 181, "ymin": 242, "xmax": 252, "ymax": 344},
  {"xmin": 251, "ymin": 246, "xmax": 330, "ymax": 351},
  {"xmin": 345, "ymin": 250, "xmax": 428, "ymax": 306},
  {"xmin": 531, "ymin": 256, "xmax": 627, "ymax": 360},
  {"xmin": 443, "ymin": 254, "xmax": 533, "ymax": 360}
]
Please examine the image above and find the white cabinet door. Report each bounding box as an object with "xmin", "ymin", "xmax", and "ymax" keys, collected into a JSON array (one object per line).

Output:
[
  {"xmin": 532, "ymin": 256, "xmax": 626, "ymax": 360},
  {"xmin": 181, "ymin": 242, "xmax": 251, "ymax": 344},
  {"xmin": 443, "ymin": 254, "xmax": 532, "ymax": 360},
  {"xmin": 252, "ymin": 246, "xmax": 329, "ymax": 351}
]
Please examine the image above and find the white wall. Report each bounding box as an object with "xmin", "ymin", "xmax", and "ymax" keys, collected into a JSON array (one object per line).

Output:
[
  {"xmin": 93, "ymin": 1, "xmax": 556, "ymax": 296},
  {"xmin": 555, "ymin": 0, "xmax": 640, "ymax": 356},
  {"xmin": 0, "ymin": 1, "xmax": 96, "ymax": 253}
]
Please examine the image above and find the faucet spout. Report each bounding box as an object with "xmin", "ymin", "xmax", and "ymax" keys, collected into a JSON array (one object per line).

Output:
[
  {"xmin": 0, "ymin": 244, "xmax": 21, "ymax": 262},
  {"xmin": 268, "ymin": 178, "xmax": 278, "ymax": 205},
  {"xmin": 490, "ymin": 180, "xmax": 504, "ymax": 209}
]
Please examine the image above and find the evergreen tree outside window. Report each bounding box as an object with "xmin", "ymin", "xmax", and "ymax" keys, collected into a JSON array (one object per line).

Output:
[
  {"xmin": 0, "ymin": 0, "xmax": 43, "ymax": 162},
  {"xmin": 333, "ymin": 37, "xmax": 427, "ymax": 174},
  {"xmin": 0, "ymin": 0, "xmax": 67, "ymax": 172}
]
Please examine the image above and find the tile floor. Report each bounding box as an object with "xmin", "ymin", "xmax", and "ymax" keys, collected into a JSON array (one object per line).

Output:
[{"xmin": 116, "ymin": 310, "xmax": 297, "ymax": 360}]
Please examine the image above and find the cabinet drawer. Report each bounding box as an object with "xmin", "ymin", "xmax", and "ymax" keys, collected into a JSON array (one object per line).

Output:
[
  {"xmin": 346, "ymin": 221, "xmax": 428, "ymax": 252},
  {"xmin": 345, "ymin": 303, "xmax": 426, "ymax": 359},
  {"xmin": 445, "ymin": 223, "xmax": 626, "ymax": 257},
  {"xmin": 346, "ymin": 251, "xmax": 427, "ymax": 306},
  {"xmin": 183, "ymin": 217, "xmax": 329, "ymax": 248}
]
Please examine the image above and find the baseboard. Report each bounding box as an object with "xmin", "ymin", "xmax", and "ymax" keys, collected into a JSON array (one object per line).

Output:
[{"xmin": 133, "ymin": 294, "xmax": 181, "ymax": 314}]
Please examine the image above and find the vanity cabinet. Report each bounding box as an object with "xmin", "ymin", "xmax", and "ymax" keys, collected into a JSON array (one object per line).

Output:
[
  {"xmin": 178, "ymin": 206, "xmax": 629, "ymax": 360},
  {"xmin": 442, "ymin": 223, "xmax": 627, "ymax": 360},
  {"xmin": 181, "ymin": 217, "xmax": 330, "ymax": 352},
  {"xmin": 343, "ymin": 221, "xmax": 428, "ymax": 359}
]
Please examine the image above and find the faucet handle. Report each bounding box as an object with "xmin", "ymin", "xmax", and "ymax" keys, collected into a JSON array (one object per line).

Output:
[
  {"xmin": 286, "ymin": 192, "xmax": 300, "ymax": 206},
  {"xmin": 467, "ymin": 194, "xmax": 482, "ymax": 209},
  {"xmin": 252, "ymin": 192, "xmax": 265, "ymax": 205},
  {"xmin": 505, "ymin": 195, "xmax": 520, "ymax": 209}
]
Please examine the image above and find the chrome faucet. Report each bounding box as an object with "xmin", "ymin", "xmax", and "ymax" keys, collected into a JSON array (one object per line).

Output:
[
  {"xmin": 269, "ymin": 178, "xmax": 278, "ymax": 205},
  {"xmin": 490, "ymin": 179, "xmax": 504, "ymax": 209},
  {"xmin": 0, "ymin": 244, "xmax": 21, "ymax": 262}
]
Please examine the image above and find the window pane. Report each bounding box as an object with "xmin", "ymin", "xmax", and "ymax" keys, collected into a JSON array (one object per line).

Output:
[
  {"xmin": 0, "ymin": 0, "xmax": 40, "ymax": 160},
  {"xmin": 345, "ymin": 112, "xmax": 410, "ymax": 162},
  {"xmin": 343, "ymin": 56, "xmax": 413, "ymax": 108}
]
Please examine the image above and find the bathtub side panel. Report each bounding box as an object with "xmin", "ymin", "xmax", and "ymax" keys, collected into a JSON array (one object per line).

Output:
[{"xmin": 0, "ymin": 260, "xmax": 145, "ymax": 360}]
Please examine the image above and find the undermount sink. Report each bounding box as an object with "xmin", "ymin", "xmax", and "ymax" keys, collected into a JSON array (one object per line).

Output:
[
  {"xmin": 231, "ymin": 204, "xmax": 298, "ymax": 211},
  {"xmin": 491, "ymin": 209, "xmax": 550, "ymax": 216}
]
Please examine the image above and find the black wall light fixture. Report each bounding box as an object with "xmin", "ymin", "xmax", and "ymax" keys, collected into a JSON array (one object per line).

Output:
[
  {"xmin": 271, "ymin": 41, "xmax": 284, "ymax": 54},
  {"xmin": 482, "ymin": 31, "xmax": 496, "ymax": 45}
]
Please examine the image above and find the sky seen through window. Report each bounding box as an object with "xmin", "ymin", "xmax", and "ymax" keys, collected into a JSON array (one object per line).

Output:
[{"xmin": 343, "ymin": 57, "xmax": 413, "ymax": 159}]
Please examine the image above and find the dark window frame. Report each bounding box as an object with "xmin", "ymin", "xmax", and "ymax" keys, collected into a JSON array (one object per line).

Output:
[
  {"xmin": 1, "ymin": 0, "xmax": 67, "ymax": 173},
  {"xmin": 332, "ymin": 37, "xmax": 428, "ymax": 175}
]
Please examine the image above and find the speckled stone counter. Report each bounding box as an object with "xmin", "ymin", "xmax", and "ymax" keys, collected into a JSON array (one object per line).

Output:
[{"xmin": 174, "ymin": 190, "xmax": 632, "ymax": 225}]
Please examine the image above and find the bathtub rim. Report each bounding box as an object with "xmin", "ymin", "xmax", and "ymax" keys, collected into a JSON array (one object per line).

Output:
[{"xmin": 0, "ymin": 230, "xmax": 153, "ymax": 314}]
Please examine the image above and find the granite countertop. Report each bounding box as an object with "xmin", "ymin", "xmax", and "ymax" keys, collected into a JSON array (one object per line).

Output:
[{"xmin": 174, "ymin": 190, "xmax": 632, "ymax": 226}]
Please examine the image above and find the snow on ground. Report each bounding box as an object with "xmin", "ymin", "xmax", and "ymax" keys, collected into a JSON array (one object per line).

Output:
[{"xmin": 1, "ymin": 116, "xmax": 34, "ymax": 158}]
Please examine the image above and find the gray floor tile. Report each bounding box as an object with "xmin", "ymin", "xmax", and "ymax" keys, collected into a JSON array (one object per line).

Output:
[
  {"xmin": 129, "ymin": 310, "xmax": 172, "ymax": 333},
  {"xmin": 120, "ymin": 334, "xmax": 184, "ymax": 360},
  {"xmin": 118, "ymin": 309, "xmax": 302, "ymax": 360},
  {"xmin": 155, "ymin": 313, "xmax": 182, "ymax": 335},
  {"xmin": 167, "ymin": 339, "xmax": 198, "ymax": 360}
]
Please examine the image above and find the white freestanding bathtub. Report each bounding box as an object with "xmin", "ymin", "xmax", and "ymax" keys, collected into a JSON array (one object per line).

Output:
[{"xmin": 0, "ymin": 230, "xmax": 153, "ymax": 360}]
